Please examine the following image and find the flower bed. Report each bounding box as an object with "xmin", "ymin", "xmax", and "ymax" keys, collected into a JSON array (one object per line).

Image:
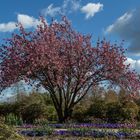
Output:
[
  {"xmin": 19, "ymin": 129, "xmax": 140, "ymax": 139},
  {"xmin": 48, "ymin": 123, "xmax": 136, "ymax": 129},
  {"xmin": 17, "ymin": 123, "xmax": 140, "ymax": 139}
]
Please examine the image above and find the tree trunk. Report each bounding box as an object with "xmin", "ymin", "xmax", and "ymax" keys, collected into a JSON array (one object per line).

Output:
[
  {"xmin": 56, "ymin": 108, "xmax": 73, "ymax": 123},
  {"xmin": 57, "ymin": 110, "xmax": 65, "ymax": 123}
]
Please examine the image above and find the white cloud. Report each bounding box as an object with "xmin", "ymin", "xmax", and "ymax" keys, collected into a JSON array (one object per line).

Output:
[
  {"xmin": 125, "ymin": 57, "xmax": 140, "ymax": 74},
  {"xmin": 71, "ymin": 0, "xmax": 81, "ymax": 11},
  {"xmin": 0, "ymin": 22, "xmax": 17, "ymax": 32},
  {"xmin": 42, "ymin": 0, "xmax": 81, "ymax": 17},
  {"xmin": 17, "ymin": 14, "xmax": 40, "ymax": 28},
  {"xmin": 42, "ymin": 1, "xmax": 103, "ymax": 19},
  {"xmin": 81, "ymin": 3, "xmax": 103, "ymax": 19},
  {"xmin": 42, "ymin": 4, "xmax": 61, "ymax": 17},
  {"xmin": 0, "ymin": 14, "xmax": 41, "ymax": 32},
  {"xmin": 105, "ymin": 12, "xmax": 133, "ymax": 33},
  {"xmin": 105, "ymin": 9, "xmax": 140, "ymax": 55},
  {"xmin": 63, "ymin": 0, "xmax": 81, "ymax": 12}
]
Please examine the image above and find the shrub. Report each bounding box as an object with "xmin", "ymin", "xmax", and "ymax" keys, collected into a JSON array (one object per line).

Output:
[
  {"xmin": 21, "ymin": 103, "xmax": 47, "ymax": 123},
  {"xmin": 86, "ymin": 99, "xmax": 107, "ymax": 119},
  {"xmin": 5, "ymin": 113, "xmax": 23, "ymax": 126},
  {"xmin": 106, "ymin": 102, "xmax": 123, "ymax": 123},
  {"xmin": 121, "ymin": 101, "xmax": 139, "ymax": 122},
  {"xmin": 45, "ymin": 105, "xmax": 57, "ymax": 121},
  {"xmin": 106, "ymin": 101, "xmax": 139, "ymax": 123},
  {"xmin": 73, "ymin": 102, "xmax": 88, "ymax": 122},
  {"xmin": 0, "ymin": 123, "xmax": 25, "ymax": 140}
]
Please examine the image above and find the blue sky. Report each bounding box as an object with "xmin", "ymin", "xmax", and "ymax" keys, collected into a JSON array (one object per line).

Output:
[
  {"xmin": 0, "ymin": 0, "xmax": 140, "ymax": 100},
  {"xmin": 0, "ymin": 1, "xmax": 139, "ymax": 37},
  {"xmin": 0, "ymin": 0, "xmax": 140, "ymax": 54}
]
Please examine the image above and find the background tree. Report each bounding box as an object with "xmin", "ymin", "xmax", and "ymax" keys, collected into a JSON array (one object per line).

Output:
[
  {"xmin": 0, "ymin": 17, "xmax": 140, "ymax": 122},
  {"xmin": 17, "ymin": 92, "xmax": 48, "ymax": 123},
  {"xmin": 86, "ymin": 99, "xmax": 107, "ymax": 120},
  {"xmin": 73, "ymin": 95, "xmax": 91, "ymax": 122},
  {"xmin": 106, "ymin": 102, "xmax": 123, "ymax": 123},
  {"xmin": 104, "ymin": 89, "xmax": 118, "ymax": 103},
  {"xmin": 121, "ymin": 100, "xmax": 139, "ymax": 122}
]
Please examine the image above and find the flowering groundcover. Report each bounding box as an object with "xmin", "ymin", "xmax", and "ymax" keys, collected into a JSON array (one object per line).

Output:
[{"xmin": 18, "ymin": 123, "xmax": 140, "ymax": 139}]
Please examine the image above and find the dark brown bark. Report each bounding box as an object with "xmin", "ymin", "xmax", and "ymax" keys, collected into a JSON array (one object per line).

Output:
[{"xmin": 56, "ymin": 108, "xmax": 72, "ymax": 123}]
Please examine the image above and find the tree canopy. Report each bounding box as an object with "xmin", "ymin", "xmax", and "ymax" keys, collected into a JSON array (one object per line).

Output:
[{"xmin": 0, "ymin": 17, "xmax": 139, "ymax": 122}]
